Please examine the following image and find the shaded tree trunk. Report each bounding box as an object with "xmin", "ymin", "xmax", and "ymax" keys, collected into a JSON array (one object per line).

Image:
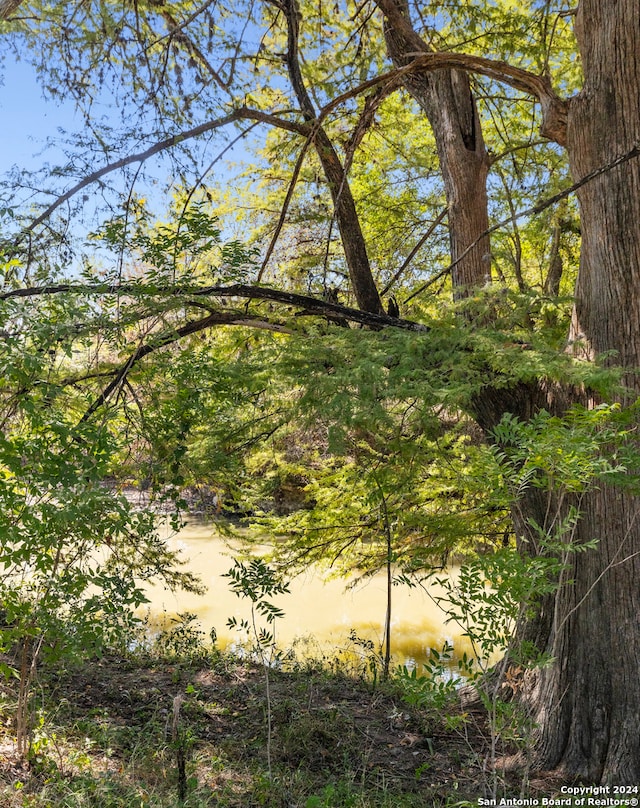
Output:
[
  {"xmin": 379, "ymin": 0, "xmax": 640, "ymax": 784},
  {"xmin": 524, "ymin": 486, "xmax": 640, "ymax": 782},
  {"xmin": 522, "ymin": 0, "xmax": 640, "ymax": 782}
]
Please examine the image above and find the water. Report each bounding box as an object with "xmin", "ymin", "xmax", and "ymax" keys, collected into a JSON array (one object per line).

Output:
[{"xmin": 143, "ymin": 519, "xmax": 478, "ymax": 670}]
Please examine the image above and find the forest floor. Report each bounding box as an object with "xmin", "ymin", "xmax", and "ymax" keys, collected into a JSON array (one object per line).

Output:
[{"xmin": 0, "ymin": 649, "xmax": 564, "ymax": 807}]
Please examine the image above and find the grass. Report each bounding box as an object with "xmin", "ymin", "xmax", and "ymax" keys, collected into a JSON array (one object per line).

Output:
[{"xmin": 0, "ymin": 635, "xmax": 541, "ymax": 808}]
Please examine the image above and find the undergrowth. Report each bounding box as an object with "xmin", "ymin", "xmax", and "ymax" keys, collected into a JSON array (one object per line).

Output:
[{"xmin": 0, "ymin": 628, "xmax": 504, "ymax": 808}]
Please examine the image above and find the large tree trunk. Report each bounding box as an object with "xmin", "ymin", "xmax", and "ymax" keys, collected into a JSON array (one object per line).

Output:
[
  {"xmin": 380, "ymin": 0, "xmax": 640, "ymax": 784},
  {"xmin": 524, "ymin": 487, "xmax": 640, "ymax": 782},
  {"xmin": 521, "ymin": 0, "xmax": 640, "ymax": 783},
  {"xmin": 569, "ymin": 1, "xmax": 640, "ymax": 371}
]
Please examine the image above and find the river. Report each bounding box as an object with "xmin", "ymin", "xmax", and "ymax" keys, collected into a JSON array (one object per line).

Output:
[{"xmin": 143, "ymin": 518, "xmax": 478, "ymax": 671}]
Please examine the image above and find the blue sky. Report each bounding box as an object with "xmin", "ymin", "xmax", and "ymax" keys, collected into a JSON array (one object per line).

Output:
[
  {"xmin": 0, "ymin": 53, "xmax": 261, "ymax": 255},
  {"xmin": 0, "ymin": 55, "xmax": 251, "ymax": 196},
  {"xmin": 0, "ymin": 58, "xmax": 79, "ymax": 175}
]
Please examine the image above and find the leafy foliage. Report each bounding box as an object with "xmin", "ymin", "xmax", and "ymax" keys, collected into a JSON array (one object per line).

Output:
[
  {"xmin": 0, "ymin": 270, "xmax": 204, "ymax": 755},
  {"xmin": 225, "ymin": 558, "xmax": 290, "ymax": 649},
  {"xmin": 1, "ymin": 0, "xmax": 640, "ymax": 784}
]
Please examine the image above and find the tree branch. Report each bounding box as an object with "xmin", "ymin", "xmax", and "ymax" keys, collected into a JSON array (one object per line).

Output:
[
  {"xmin": 76, "ymin": 288, "xmax": 426, "ymax": 423},
  {"xmin": 12, "ymin": 42, "xmax": 567, "ymax": 246},
  {"xmin": 257, "ymin": 135, "xmax": 314, "ymax": 283},
  {"xmin": 160, "ymin": 5, "xmax": 229, "ymax": 93},
  {"xmin": 1, "ymin": 281, "xmax": 428, "ymax": 329},
  {"xmin": 15, "ymin": 107, "xmax": 309, "ymax": 241},
  {"xmin": 380, "ymin": 208, "xmax": 448, "ymax": 297},
  {"xmin": 408, "ymin": 52, "xmax": 568, "ymax": 145},
  {"xmin": 78, "ymin": 309, "xmax": 294, "ymax": 423},
  {"xmin": 8, "ymin": 142, "xmax": 639, "ymax": 319},
  {"xmin": 374, "ymin": 0, "xmax": 568, "ymax": 144},
  {"xmin": 282, "ymin": 0, "xmax": 383, "ymax": 313}
]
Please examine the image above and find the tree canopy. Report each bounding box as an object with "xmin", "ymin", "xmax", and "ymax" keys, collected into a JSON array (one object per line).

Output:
[{"xmin": 2, "ymin": 0, "xmax": 640, "ymax": 786}]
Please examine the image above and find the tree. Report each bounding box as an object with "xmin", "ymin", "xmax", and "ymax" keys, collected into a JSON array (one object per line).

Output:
[
  {"xmin": 1, "ymin": 0, "xmax": 640, "ymax": 784},
  {"xmin": 372, "ymin": 0, "xmax": 640, "ymax": 783},
  {"xmin": 0, "ymin": 282, "xmax": 204, "ymax": 757},
  {"xmin": 523, "ymin": 3, "xmax": 640, "ymax": 781}
]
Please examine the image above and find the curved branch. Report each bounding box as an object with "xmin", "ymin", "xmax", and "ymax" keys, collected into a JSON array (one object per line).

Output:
[
  {"xmin": 405, "ymin": 52, "xmax": 568, "ymax": 145},
  {"xmin": 77, "ymin": 290, "xmax": 426, "ymax": 423},
  {"xmin": 0, "ymin": 281, "xmax": 427, "ymax": 331},
  {"xmin": 306, "ymin": 52, "xmax": 565, "ymax": 147},
  {"xmin": 374, "ymin": 0, "xmax": 568, "ymax": 145},
  {"xmin": 13, "ymin": 44, "xmax": 567, "ymax": 246},
  {"xmin": 15, "ymin": 107, "xmax": 309, "ymax": 241},
  {"xmin": 78, "ymin": 309, "xmax": 294, "ymax": 424}
]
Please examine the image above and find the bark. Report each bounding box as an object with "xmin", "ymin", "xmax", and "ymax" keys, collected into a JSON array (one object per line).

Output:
[
  {"xmin": 314, "ymin": 130, "xmax": 384, "ymax": 314},
  {"xmin": 520, "ymin": 0, "xmax": 640, "ymax": 783},
  {"xmin": 568, "ymin": 2, "xmax": 640, "ymax": 372},
  {"xmin": 380, "ymin": 0, "xmax": 640, "ymax": 783},
  {"xmin": 544, "ymin": 222, "xmax": 564, "ymax": 297},
  {"xmin": 376, "ymin": 0, "xmax": 491, "ymax": 297},
  {"xmin": 472, "ymin": 382, "xmax": 576, "ymax": 658},
  {"xmin": 284, "ymin": 0, "xmax": 384, "ymax": 315},
  {"xmin": 477, "ymin": 395, "xmax": 640, "ymax": 784},
  {"xmin": 523, "ymin": 486, "xmax": 640, "ymax": 783},
  {"xmin": 0, "ymin": 0, "xmax": 24, "ymax": 19}
]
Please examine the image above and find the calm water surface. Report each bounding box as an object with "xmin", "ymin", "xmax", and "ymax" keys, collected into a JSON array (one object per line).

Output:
[{"xmin": 144, "ymin": 519, "xmax": 476, "ymax": 669}]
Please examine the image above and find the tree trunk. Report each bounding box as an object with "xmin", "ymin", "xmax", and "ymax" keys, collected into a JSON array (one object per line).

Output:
[
  {"xmin": 568, "ymin": 1, "xmax": 640, "ymax": 371},
  {"xmin": 521, "ymin": 0, "xmax": 640, "ymax": 783},
  {"xmin": 377, "ymin": 0, "xmax": 492, "ymax": 297},
  {"xmin": 524, "ymin": 486, "xmax": 640, "ymax": 783},
  {"xmin": 380, "ymin": 0, "xmax": 640, "ymax": 784}
]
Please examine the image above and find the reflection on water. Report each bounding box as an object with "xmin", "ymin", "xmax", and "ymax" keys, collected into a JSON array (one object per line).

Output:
[{"xmin": 143, "ymin": 519, "xmax": 478, "ymax": 670}]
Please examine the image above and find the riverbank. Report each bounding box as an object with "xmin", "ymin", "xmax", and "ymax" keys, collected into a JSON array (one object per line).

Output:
[{"xmin": 0, "ymin": 646, "xmax": 564, "ymax": 808}]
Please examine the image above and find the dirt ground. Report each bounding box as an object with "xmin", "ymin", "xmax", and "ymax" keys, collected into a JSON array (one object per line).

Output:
[{"xmin": 0, "ymin": 653, "xmax": 558, "ymax": 805}]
